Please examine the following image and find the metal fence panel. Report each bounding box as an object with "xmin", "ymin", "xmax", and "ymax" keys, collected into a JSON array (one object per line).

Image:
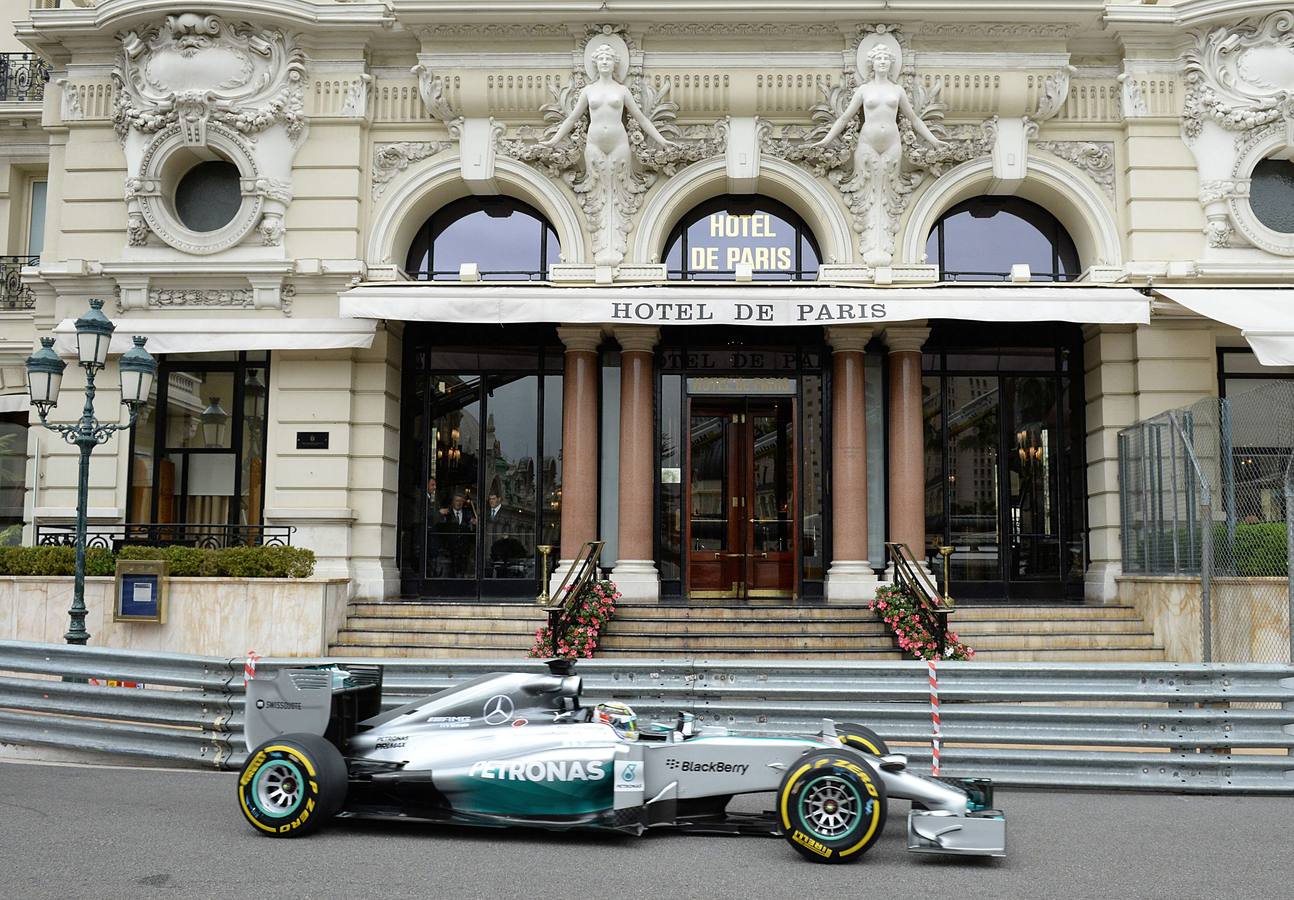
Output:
[{"xmin": 3, "ymin": 642, "xmax": 1291, "ymax": 793}]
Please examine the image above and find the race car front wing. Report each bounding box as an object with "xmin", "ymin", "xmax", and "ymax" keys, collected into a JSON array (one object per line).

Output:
[{"xmin": 907, "ymin": 809, "xmax": 1007, "ymax": 857}]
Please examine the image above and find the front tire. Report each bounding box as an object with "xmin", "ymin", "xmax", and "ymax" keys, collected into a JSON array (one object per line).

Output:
[
  {"xmin": 837, "ymin": 723, "xmax": 890, "ymax": 757},
  {"xmin": 237, "ymin": 733, "xmax": 347, "ymax": 837},
  {"xmin": 776, "ymin": 750, "xmax": 887, "ymax": 864}
]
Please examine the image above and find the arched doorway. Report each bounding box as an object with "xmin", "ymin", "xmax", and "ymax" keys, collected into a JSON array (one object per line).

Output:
[
  {"xmin": 398, "ymin": 198, "xmax": 566, "ymax": 599},
  {"xmin": 922, "ymin": 199, "xmax": 1087, "ymax": 600},
  {"xmin": 655, "ymin": 197, "xmax": 828, "ymax": 600}
]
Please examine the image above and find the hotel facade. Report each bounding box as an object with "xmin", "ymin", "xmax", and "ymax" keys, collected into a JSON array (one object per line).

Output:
[{"xmin": 2, "ymin": 1, "xmax": 1293, "ymax": 624}]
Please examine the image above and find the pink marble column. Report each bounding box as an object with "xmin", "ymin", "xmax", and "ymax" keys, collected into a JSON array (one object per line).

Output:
[
  {"xmin": 556, "ymin": 326, "xmax": 604, "ymax": 565},
  {"xmin": 885, "ymin": 325, "xmax": 932, "ymax": 568},
  {"xmin": 613, "ymin": 326, "xmax": 661, "ymax": 602},
  {"xmin": 825, "ymin": 326, "xmax": 878, "ymax": 602}
]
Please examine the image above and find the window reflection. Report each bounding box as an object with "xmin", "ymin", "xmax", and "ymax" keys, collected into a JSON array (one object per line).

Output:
[
  {"xmin": 925, "ymin": 197, "xmax": 1080, "ymax": 282},
  {"xmin": 406, "ymin": 197, "xmax": 560, "ymax": 281}
]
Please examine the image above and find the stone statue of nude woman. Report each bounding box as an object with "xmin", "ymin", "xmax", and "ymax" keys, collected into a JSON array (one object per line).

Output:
[
  {"xmin": 814, "ymin": 37, "xmax": 949, "ymax": 266},
  {"xmin": 543, "ymin": 37, "xmax": 676, "ymax": 267}
]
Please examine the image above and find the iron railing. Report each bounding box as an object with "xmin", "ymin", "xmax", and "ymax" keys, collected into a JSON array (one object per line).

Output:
[
  {"xmin": 0, "ymin": 53, "xmax": 50, "ymax": 103},
  {"xmin": 35, "ymin": 522, "xmax": 295, "ymax": 550},
  {"xmin": 886, "ymin": 541, "xmax": 951, "ymax": 656},
  {"xmin": 1, "ymin": 642, "xmax": 1291, "ymax": 792},
  {"xmin": 0, "ymin": 255, "xmax": 38, "ymax": 310}
]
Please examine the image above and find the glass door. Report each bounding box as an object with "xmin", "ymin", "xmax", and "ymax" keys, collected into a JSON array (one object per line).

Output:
[{"xmin": 685, "ymin": 398, "xmax": 797, "ymax": 600}]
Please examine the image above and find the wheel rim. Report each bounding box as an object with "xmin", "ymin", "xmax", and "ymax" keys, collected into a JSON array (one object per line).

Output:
[
  {"xmin": 799, "ymin": 774, "xmax": 863, "ymax": 840},
  {"xmin": 253, "ymin": 759, "xmax": 306, "ymax": 817}
]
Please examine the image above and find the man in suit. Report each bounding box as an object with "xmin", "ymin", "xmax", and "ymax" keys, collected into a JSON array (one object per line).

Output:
[{"xmin": 439, "ymin": 491, "xmax": 476, "ymax": 577}]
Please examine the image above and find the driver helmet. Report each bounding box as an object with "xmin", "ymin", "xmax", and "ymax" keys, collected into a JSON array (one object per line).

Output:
[{"xmin": 592, "ymin": 701, "xmax": 638, "ymax": 739}]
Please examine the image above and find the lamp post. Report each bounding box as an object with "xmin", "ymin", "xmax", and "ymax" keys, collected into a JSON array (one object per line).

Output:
[{"xmin": 25, "ymin": 299, "xmax": 156, "ymax": 645}]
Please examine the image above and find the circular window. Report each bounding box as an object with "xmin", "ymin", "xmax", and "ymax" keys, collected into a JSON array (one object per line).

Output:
[
  {"xmin": 174, "ymin": 160, "xmax": 242, "ymax": 233},
  {"xmin": 1249, "ymin": 158, "xmax": 1294, "ymax": 235}
]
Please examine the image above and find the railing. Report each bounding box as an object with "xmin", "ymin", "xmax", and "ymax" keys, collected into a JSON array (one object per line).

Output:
[
  {"xmin": 886, "ymin": 541, "xmax": 952, "ymax": 657},
  {"xmin": 544, "ymin": 540, "xmax": 604, "ymax": 636},
  {"xmin": 0, "ymin": 256, "xmax": 38, "ymax": 310},
  {"xmin": 2, "ymin": 641, "xmax": 1292, "ymax": 793},
  {"xmin": 0, "ymin": 53, "xmax": 50, "ymax": 103},
  {"xmin": 35, "ymin": 523, "xmax": 295, "ymax": 551}
]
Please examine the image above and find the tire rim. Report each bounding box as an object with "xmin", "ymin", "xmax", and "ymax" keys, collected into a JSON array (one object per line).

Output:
[
  {"xmin": 799, "ymin": 775, "xmax": 862, "ymax": 840},
  {"xmin": 253, "ymin": 759, "xmax": 305, "ymax": 817}
]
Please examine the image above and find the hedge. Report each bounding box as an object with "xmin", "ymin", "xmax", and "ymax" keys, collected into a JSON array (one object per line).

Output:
[{"xmin": 0, "ymin": 545, "xmax": 315, "ymax": 578}]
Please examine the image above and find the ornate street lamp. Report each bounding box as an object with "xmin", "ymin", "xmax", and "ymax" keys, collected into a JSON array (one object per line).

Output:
[{"xmin": 25, "ymin": 299, "xmax": 156, "ymax": 645}]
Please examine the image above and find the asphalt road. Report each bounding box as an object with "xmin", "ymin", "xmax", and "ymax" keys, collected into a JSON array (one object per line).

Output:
[{"xmin": 1, "ymin": 760, "xmax": 1290, "ymax": 900}]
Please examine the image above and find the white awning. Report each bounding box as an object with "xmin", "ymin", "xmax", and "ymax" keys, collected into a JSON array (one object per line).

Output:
[
  {"xmin": 51, "ymin": 317, "xmax": 377, "ymax": 356},
  {"xmin": 339, "ymin": 283, "xmax": 1150, "ymax": 328},
  {"xmin": 0, "ymin": 394, "xmax": 30, "ymax": 413},
  {"xmin": 1156, "ymin": 288, "xmax": 1294, "ymax": 366}
]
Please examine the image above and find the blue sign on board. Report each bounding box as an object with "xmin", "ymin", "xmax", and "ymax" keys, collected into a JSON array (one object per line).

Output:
[{"xmin": 118, "ymin": 573, "xmax": 161, "ymax": 620}]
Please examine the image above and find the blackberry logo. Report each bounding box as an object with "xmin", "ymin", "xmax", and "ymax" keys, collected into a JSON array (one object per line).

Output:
[{"xmin": 663, "ymin": 759, "xmax": 749, "ymax": 775}]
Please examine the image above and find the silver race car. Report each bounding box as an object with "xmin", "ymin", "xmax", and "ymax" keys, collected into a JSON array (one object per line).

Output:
[{"xmin": 238, "ymin": 660, "xmax": 1005, "ymax": 863}]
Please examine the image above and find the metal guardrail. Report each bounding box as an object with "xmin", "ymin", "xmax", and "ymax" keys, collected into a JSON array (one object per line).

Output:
[{"xmin": 1, "ymin": 642, "xmax": 1291, "ymax": 793}]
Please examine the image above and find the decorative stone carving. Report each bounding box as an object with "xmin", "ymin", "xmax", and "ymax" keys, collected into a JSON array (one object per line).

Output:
[
  {"xmin": 1183, "ymin": 12, "xmax": 1294, "ymax": 140},
  {"xmin": 912, "ymin": 22, "xmax": 1079, "ymax": 41},
  {"xmin": 411, "ymin": 64, "xmax": 457, "ymax": 124},
  {"xmin": 497, "ymin": 26, "xmax": 721, "ymax": 269},
  {"xmin": 112, "ymin": 13, "xmax": 308, "ymax": 256},
  {"xmin": 57, "ymin": 78, "xmax": 83, "ymax": 122},
  {"xmin": 115, "ymin": 282, "xmax": 296, "ymax": 316},
  {"xmin": 1032, "ymin": 66, "xmax": 1077, "ymax": 125},
  {"xmin": 372, "ymin": 141, "xmax": 453, "ymax": 199},
  {"xmin": 764, "ymin": 25, "xmax": 991, "ymax": 268},
  {"xmin": 1117, "ymin": 73, "xmax": 1149, "ymax": 120},
  {"xmin": 114, "ymin": 13, "xmax": 307, "ymax": 144},
  {"xmin": 1034, "ymin": 141, "xmax": 1116, "ymax": 200}
]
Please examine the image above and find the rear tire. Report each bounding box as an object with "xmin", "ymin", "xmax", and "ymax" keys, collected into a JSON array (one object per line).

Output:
[
  {"xmin": 836, "ymin": 723, "xmax": 890, "ymax": 757},
  {"xmin": 237, "ymin": 733, "xmax": 347, "ymax": 837},
  {"xmin": 776, "ymin": 750, "xmax": 887, "ymax": 864}
]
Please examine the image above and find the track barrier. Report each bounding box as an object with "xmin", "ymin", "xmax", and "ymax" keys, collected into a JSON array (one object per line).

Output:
[{"xmin": 2, "ymin": 641, "xmax": 1292, "ymax": 793}]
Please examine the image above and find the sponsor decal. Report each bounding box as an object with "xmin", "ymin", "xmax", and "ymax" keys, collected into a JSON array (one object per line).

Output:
[
  {"xmin": 468, "ymin": 758, "xmax": 607, "ymax": 782},
  {"xmin": 427, "ymin": 715, "xmax": 471, "ymax": 729},
  {"xmin": 374, "ymin": 736, "xmax": 408, "ymax": 750},
  {"xmin": 614, "ymin": 760, "xmax": 644, "ymax": 793},
  {"xmin": 255, "ymin": 699, "xmax": 303, "ymax": 711},
  {"xmin": 791, "ymin": 829, "xmax": 833, "ymax": 858},
  {"xmin": 512, "ymin": 718, "xmax": 528, "ymax": 728},
  {"xmin": 833, "ymin": 758, "xmax": 879, "ymax": 797},
  {"xmin": 663, "ymin": 759, "xmax": 750, "ymax": 776},
  {"xmin": 483, "ymin": 694, "xmax": 514, "ymax": 726}
]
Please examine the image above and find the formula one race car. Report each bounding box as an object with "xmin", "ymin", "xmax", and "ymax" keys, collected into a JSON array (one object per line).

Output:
[{"xmin": 238, "ymin": 661, "xmax": 1005, "ymax": 863}]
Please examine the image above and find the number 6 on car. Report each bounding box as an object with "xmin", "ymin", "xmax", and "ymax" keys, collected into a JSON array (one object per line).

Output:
[{"xmin": 238, "ymin": 660, "xmax": 1006, "ymax": 861}]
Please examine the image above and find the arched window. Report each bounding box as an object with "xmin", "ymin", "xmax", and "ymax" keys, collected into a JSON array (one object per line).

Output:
[
  {"xmin": 925, "ymin": 197, "xmax": 1080, "ymax": 282},
  {"xmin": 405, "ymin": 197, "xmax": 560, "ymax": 281},
  {"xmin": 663, "ymin": 196, "xmax": 821, "ymax": 281}
]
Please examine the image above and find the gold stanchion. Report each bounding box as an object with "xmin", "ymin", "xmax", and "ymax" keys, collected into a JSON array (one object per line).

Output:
[
  {"xmin": 537, "ymin": 545, "xmax": 552, "ymax": 606},
  {"xmin": 938, "ymin": 545, "xmax": 955, "ymax": 609}
]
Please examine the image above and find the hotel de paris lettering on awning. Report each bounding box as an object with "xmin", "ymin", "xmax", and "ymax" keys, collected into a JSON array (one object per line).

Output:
[{"xmin": 340, "ymin": 283, "xmax": 1152, "ymax": 328}]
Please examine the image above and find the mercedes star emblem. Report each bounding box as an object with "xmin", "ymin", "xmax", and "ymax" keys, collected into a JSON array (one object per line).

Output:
[{"xmin": 483, "ymin": 694, "xmax": 514, "ymax": 725}]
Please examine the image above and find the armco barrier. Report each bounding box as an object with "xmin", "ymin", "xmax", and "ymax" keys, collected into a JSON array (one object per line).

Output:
[{"xmin": 1, "ymin": 641, "xmax": 1292, "ymax": 793}]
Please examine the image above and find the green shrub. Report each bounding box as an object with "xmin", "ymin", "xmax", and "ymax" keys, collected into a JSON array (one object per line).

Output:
[
  {"xmin": 0, "ymin": 544, "xmax": 315, "ymax": 578},
  {"xmin": 1231, "ymin": 522, "xmax": 1288, "ymax": 577}
]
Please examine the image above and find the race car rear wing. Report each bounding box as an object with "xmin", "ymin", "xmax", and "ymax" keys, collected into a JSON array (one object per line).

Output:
[{"xmin": 244, "ymin": 664, "xmax": 383, "ymax": 752}]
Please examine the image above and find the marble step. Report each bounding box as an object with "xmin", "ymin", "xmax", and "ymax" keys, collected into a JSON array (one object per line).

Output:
[
  {"xmin": 333, "ymin": 630, "xmax": 536, "ymax": 649},
  {"xmin": 951, "ymin": 618, "xmax": 1152, "ymax": 635},
  {"xmin": 338, "ymin": 616, "xmax": 545, "ymax": 633},
  {"xmin": 601, "ymin": 620, "xmax": 890, "ymax": 636},
  {"xmin": 958, "ymin": 631, "xmax": 1159, "ymax": 651},
  {"xmin": 947, "ymin": 604, "xmax": 1143, "ymax": 620},
  {"xmin": 597, "ymin": 633, "xmax": 897, "ymax": 652},
  {"xmin": 970, "ymin": 648, "xmax": 1167, "ymax": 662}
]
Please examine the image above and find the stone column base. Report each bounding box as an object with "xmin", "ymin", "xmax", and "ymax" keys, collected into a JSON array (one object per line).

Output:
[
  {"xmin": 825, "ymin": 561, "xmax": 880, "ymax": 602},
  {"xmin": 610, "ymin": 560, "xmax": 660, "ymax": 604},
  {"xmin": 1084, "ymin": 561, "xmax": 1122, "ymax": 603},
  {"xmin": 548, "ymin": 559, "xmax": 576, "ymax": 604}
]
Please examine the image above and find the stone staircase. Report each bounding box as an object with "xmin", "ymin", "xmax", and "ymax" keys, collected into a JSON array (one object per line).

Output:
[{"xmin": 329, "ymin": 600, "xmax": 1165, "ymax": 662}]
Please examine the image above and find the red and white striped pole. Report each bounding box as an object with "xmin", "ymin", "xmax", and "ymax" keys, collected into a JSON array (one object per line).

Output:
[
  {"xmin": 928, "ymin": 658, "xmax": 941, "ymax": 776},
  {"xmin": 244, "ymin": 650, "xmax": 260, "ymax": 686}
]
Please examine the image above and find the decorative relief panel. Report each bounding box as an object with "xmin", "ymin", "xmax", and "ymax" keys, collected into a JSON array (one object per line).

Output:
[
  {"xmin": 371, "ymin": 141, "xmax": 453, "ymax": 199},
  {"xmin": 496, "ymin": 25, "xmax": 725, "ymax": 268},
  {"xmin": 756, "ymin": 73, "xmax": 839, "ymax": 116},
  {"xmin": 763, "ymin": 24, "xmax": 995, "ymax": 268},
  {"xmin": 112, "ymin": 13, "xmax": 309, "ymax": 256},
  {"xmin": 1182, "ymin": 12, "xmax": 1294, "ymax": 256},
  {"xmin": 1034, "ymin": 141, "xmax": 1116, "ymax": 200}
]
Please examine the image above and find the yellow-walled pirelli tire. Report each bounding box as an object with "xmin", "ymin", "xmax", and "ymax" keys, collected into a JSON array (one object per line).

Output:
[
  {"xmin": 237, "ymin": 733, "xmax": 348, "ymax": 838},
  {"xmin": 777, "ymin": 750, "xmax": 887, "ymax": 864},
  {"xmin": 837, "ymin": 723, "xmax": 890, "ymax": 757}
]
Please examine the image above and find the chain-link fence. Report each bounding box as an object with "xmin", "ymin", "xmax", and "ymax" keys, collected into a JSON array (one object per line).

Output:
[{"xmin": 1119, "ymin": 381, "xmax": 1293, "ymax": 664}]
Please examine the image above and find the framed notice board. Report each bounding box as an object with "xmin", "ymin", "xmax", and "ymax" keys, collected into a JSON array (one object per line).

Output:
[{"xmin": 114, "ymin": 559, "xmax": 169, "ymax": 623}]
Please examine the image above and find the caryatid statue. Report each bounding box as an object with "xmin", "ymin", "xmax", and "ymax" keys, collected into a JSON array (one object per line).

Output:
[
  {"xmin": 815, "ymin": 33, "xmax": 948, "ymax": 267},
  {"xmin": 543, "ymin": 34, "xmax": 677, "ymax": 267}
]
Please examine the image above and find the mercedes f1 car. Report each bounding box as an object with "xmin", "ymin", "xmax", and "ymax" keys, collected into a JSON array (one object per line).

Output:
[{"xmin": 238, "ymin": 661, "xmax": 1005, "ymax": 863}]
